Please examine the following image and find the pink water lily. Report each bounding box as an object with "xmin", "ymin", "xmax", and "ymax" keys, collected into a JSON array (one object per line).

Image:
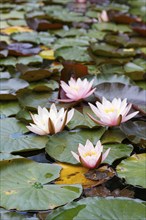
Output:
[
  {"xmin": 88, "ymin": 97, "xmax": 139, "ymax": 127},
  {"xmin": 71, "ymin": 140, "xmax": 110, "ymax": 169},
  {"xmin": 26, "ymin": 104, "xmax": 74, "ymax": 135},
  {"xmin": 59, "ymin": 77, "xmax": 96, "ymax": 102}
]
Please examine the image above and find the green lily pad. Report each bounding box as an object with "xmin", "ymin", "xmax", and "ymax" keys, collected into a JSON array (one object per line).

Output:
[
  {"xmin": 105, "ymin": 34, "xmax": 146, "ymax": 48},
  {"xmin": 93, "ymin": 22, "xmax": 132, "ymax": 33},
  {"xmin": 55, "ymin": 46, "xmax": 92, "ymax": 62},
  {"xmin": 53, "ymin": 37, "xmax": 89, "ymax": 50},
  {"xmin": 90, "ymin": 43, "xmax": 136, "ymax": 57},
  {"xmin": 0, "ymin": 78, "xmax": 29, "ymax": 100},
  {"xmin": 17, "ymin": 90, "xmax": 57, "ymax": 110},
  {"xmin": 86, "ymin": 74, "xmax": 132, "ymax": 87},
  {"xmin": 29, "ymin": 80, "xmax": 59, "ymax": 92},
  {"xmin": 45, "ymin": 128, "xmax": 107, "ymax": 164},
  {"xmin": 124, "ymin": 62, "xmax": 145, "ymax": 80},
  {"xmin": 67, "ymin": 108, "xmax": 98, "ymax": 130},
  {"xmin": 46, "ymin": 197, "xmax": 146, "ymax": 220},
  {"xmin": 0, "ymin": 158, "xmax": 82, "ymax": 210},
  {"xmin": 1, "ymin": 10, "xmax": 24, "ymax": 20},
  {"xmin": 135, "ymin": 81, "xmax": 146, "ymax": 90},
  {"xmin": 0, "ymin": 71, "xmax": 11, "ymax": 79},
  {"xmin": 103, "ymin": 144, "xmax": 133, "ymax": 164},
  {"xmin": 117, "ymin": 154, "xmax": 146, "ymax": 188},
  {"xmin": 16, "ymin": 109, "xmax": 31, "ymax": 123},
  {"xmin": 101, "ymin": 128, "xmax": 126, "ymax": 144},
  {"xmin": 0, "ymin": 78, "xmax": 29, "ymax": 92},
  {"xmin": 0, "ymin": 101, "xmax": 21, "ymax": 117},
  {"xmin": 120, "ymin": 121, "xmax": 146, "ymax": 148},
  {"xmin": 11, "ymin": 32, "xmax": 55, "ymax": 45},
  {"xmin": 0, "ymin": 153, "xmax": 22, "ymax": 161},
  {"xmin": 54, "ymin": 28, "xmax": 86, "ymax": 38},
  {"xmin": 0, "ymin": 56, "xmax": 42, "ymax": 67},
  {"xmin": 17, "ymin": 55, "xmax": 43, "ymax": 66},
  {"xmin": 1, "ymin": 118, "xmax": 48, "ymax": 153},
  {"xmin": 94, "ymin": 82, "xmax": 146, "ymax": 106},
  {"xmin": 0, "ymin": 208, "xmax": 39, "ymax": 220}
]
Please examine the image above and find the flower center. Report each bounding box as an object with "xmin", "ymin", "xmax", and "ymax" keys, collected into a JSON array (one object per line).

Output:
[
  {"xmin": 104, "ymin": 107, "xmax": 115, "ymax": 114},
  {"xmin": 71, "ymin": 85, "xmax": 80, "ymax": 92},
  {"xmin": 83, "ymin": 150, "xmax": 97, "ymax": 158}
]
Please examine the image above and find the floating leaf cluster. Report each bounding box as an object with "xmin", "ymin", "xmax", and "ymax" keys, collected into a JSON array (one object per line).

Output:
[{"xmin": 0, "ymin": 0, "xmax": 146, "ymax": 219}]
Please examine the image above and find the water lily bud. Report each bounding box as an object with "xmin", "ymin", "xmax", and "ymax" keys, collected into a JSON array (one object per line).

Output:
[{"xmin": 71, "ymin": 139, "xmax": 110, "ymax": 169}]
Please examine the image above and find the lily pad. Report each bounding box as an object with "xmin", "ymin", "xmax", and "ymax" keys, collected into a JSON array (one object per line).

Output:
[
  {"xmin": 120, "ymin": 121, "xmax": 146, "ymax": 147},
  {"xmin": 0, "ymin": 101, "xmax": 21, "ymax": 117},
  {"xmin": 29, "ymin": 80, "xmax": 59, "ymax": 92},
  {"xmin": 117, "ymin": 154, "xmax": 146, "ymax": 188},
  {"xmin": 0, "ymin": 78, "xmax": 29, "ymax": 92},
  {"xmin": 55, "ymin": 47, "xmax": 92, "ymax": 62},
  {"xmin": 53, "ymin": 37, "xmax": 89, "ymax": 50},
  {"xmin": 124, "ymin": 62, "xmax": 145, "ymax": 80},
  {"xmin": 90, "ymin": 43, "xmax": 136, "ymax": 57},
  {"xmin": 85, "ymin": 74, "xmax": 132, "ymax": 87},
  {"xmin": 67, "ymin": 108, "xmax": 98, "ymax": 129},
  {"xmin": 17, "ymin": 90, "xmax": 57, "ymax": 110},
  {"xmin": 103, "ymin": 144, "xmax": 133, "ymax": 164},
  {"xmin": 11, "ymin": 32, "xmax": 55, "ymax": 45},
  {"xmin": 16, "ymin": 109, "xmax": 31, "ymax": 123},
  {"xmin": 94, "ymin": 82, "xmax": 146, "ymax": 106},
  {"xmin": 0, "ymin": 153, "xmax": 22, "ymax": 161},
  {"xmin": 101, "ymin": 128, "xmax": 126, "ymax": 144},
  {"xmin": 1, "ymin": 118, "xmax": 48, "ymax": 153},
  {"xmin": 0, "ymin": 158, "xmax": 82, "ymax": 210},
  {"xmin": 46, "ymin": 128, "xmax": 106, "ymax": 164},
  {"xmin": 93, "ymin": 22, "xmax": 132, "ymax": 33},
  {"xmin": 46, "ymin": 197, "xmax": 146, "ymax": 220},
  {"xmin": 16, "ymin": 64, "xmax": 52, "ymax": 82}
]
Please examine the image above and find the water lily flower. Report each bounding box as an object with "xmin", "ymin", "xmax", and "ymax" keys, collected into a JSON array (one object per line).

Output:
[
  {"xmin": 71, "ymin": 140, "xmax": 110, "ymax": 169},
  {"xmin": 98, "ymin": 10, "xmax": 109, "ymax": 23},
  {"xmin": 26, "ymin": 104, "xmax": 74, "ymax": 135},
  {"xmin": 59, "ymin": 77, "xmax": 96, "ymax": 102},
  {"xmin": 88, "ymin": 97, "xmax": 139, "ymax": 127}
]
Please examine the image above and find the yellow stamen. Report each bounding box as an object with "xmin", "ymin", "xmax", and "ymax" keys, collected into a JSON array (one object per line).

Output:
[
  {"xmin": 104, "ymin": 107, "xmax": 115, "ymax": 114},
  {"xmin": 83, "ymin": 151, "xmax": 97, "ymax": 157},
  {"xmin": 71, "ymin": 85, "xmax": 79, "ymax": 91}
]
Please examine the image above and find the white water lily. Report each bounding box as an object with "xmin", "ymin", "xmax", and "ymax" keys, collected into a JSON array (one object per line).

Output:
[
  {"xmin": 71, "ymin": 139, "xmax": 110, "ymax": 169},
  {"xmin": 59, "ymin": 77, "xmax": 96, "ymax": 102},
  {"xmin": 26, "ymin": 104, "xmax": 74, "ymax": 135},
  {"xmin": 88, "ymin": 97, "xmax": 139, "ymax": 127}
]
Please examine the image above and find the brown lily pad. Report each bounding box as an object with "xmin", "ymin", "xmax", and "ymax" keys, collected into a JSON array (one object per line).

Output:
[
  {"xmin": 16, "ymin": 64, "xmax": 52, "ymax": 82},
  {"xmin": 108, "ymin": 11, "xmax": 141, "ymax": 24},
  {"xmin": 26, "ymin": 18, "xmax": 63, "ymax": 31},
  {"xmin": 84, "ymin": 185, "xmax": 134, "ymax": 198},
  {"xmin": 85, "ymin": 165, "xmax": 116, "ymax": 184},
  {"xmin": 131, "ymin": 22, "xmax": 146, "ymax": 37}
]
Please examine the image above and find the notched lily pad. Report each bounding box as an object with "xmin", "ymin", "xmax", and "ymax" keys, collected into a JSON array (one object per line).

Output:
[{"xmin": 0, "ymin": 158, "xmax": 82, "ymax": 210}]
